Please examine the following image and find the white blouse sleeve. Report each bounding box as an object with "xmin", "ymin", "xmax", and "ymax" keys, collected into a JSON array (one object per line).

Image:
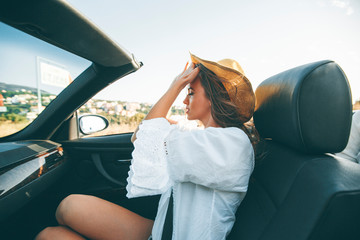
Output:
[
  {"xmin": 165, "ymin": 127, "xmax": 254, "ymax": 192},
  {"xmin": 126, "ymin": 118, "xmax": 174, "ymax": 198}
]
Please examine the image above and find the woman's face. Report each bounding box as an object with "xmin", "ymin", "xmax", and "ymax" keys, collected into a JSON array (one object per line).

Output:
[{"xmin": 183, "ymin": 77, "xmax": 212, "ymax": 123}]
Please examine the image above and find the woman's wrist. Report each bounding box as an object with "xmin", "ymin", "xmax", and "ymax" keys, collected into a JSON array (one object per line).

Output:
[{"xmin": 169, "ymin": 79, "xmax": 186, "ymax": 94}]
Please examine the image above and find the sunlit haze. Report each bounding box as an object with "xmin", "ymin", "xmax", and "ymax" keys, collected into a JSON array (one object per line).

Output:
[{"xmin": 6, "ymin": 0, "xmax": 360, "ymax": 105}]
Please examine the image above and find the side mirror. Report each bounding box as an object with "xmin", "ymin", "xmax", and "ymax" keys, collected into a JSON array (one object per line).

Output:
[{"xmin": 79, "ymin": 114, "xmax": 109, "ymax": 135}]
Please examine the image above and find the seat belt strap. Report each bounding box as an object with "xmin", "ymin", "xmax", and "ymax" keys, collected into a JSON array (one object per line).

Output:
[{"xmin": 161, "ymin": 190, "xmax": 173, "ymax": 239}]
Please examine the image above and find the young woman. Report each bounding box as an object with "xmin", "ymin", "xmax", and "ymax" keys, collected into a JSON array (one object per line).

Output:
[{"xmin": 36, "ymin": 54, "xmax": 257, "ymax": 240}]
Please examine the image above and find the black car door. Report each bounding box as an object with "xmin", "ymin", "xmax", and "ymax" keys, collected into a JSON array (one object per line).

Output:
[{"xmin": 58, "ymin": 132, "xmax": 160, "ymax": 220}]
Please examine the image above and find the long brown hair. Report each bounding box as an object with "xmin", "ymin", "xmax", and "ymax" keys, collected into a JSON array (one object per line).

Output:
[{"xmin": 197, "ymin": 63, "xmax": 260, "ymax": 148}]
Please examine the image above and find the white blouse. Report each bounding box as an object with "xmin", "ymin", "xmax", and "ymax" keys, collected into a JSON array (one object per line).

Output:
[{"xmin": 127, "ymin": 118, "xmax": 254, "ymax": 240}]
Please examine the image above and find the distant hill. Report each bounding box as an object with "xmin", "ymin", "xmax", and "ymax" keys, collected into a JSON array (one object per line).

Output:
[
  {"xmin": 354, "ymin": 100, "xmax": 360, "ymax": 110},
  {"xmin": 0, "ymin": 82, "xmax": 51, "ymax": 95}
]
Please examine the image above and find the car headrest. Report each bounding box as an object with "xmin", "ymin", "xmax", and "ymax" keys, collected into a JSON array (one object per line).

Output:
[{"xmin": 253, "ymin": 60, "xmax": 352, "ymax": 154}]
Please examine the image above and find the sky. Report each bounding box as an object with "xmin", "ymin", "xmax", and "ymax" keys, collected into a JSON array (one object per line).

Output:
[
  {"xmin": 66, "ymin": 0, "xmax": 360, "ymax": 105},
  {"xmin": 1, "ymin": 0, "xmax": 359, "ymax": 106}
]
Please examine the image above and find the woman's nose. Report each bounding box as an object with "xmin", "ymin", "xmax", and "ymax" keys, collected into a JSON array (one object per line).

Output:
[{"xmin": 183, "ymin": 95, "xmax": 189, "ymax": 105}]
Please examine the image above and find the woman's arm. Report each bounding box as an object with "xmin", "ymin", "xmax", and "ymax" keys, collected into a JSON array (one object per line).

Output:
[{"xmin": 131, "ymin": 63, "xmax": 199, "ymax": 143}]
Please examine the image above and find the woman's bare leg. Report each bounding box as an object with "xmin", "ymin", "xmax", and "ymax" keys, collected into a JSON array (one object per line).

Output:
[{"xmin": 37, "ymin": 194, "xmax": 153, "ymax": 240}]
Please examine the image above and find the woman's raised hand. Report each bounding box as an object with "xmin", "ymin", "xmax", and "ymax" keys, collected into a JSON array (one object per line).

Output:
[
  {"xmin": 132, "ymin": 61, "xmax": 200, "ymax": 142},
  {"xmin": 171, "ymin": 62, "xmax": 200, "ymax": 90}
]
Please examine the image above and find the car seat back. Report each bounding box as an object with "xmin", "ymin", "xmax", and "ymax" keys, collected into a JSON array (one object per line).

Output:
[{"xmin": 228, "ymin": 60, "xmax": 360, "ymax": 240}]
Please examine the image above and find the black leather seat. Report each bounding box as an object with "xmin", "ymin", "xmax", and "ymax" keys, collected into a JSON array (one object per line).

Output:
[{"xmin": 228, "ymin": 60, "xmax": 360, "ymax": 240}]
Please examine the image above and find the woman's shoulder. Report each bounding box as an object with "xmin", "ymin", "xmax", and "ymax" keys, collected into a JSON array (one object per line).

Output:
[
  {"xmin": 182, "ymin": 126, "xmax": 252, "ymax": 148},
  {"xmin": 205, "ymin": 126, "xmax": 249, "ymax": 139}
]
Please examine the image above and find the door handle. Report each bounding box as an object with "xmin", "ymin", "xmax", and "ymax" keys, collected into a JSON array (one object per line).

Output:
[
  {"xmin": 117, "ymin": 159, "xmax": 132, "ymax": 163},
  {"xmin": 91, "ymin": 153, "xmax": 126, "ymax": 187}
]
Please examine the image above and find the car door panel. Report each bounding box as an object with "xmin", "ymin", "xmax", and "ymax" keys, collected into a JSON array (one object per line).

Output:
[{"xmin": 59, "ymin": 133, "xmax": 160, "ymax": 220}]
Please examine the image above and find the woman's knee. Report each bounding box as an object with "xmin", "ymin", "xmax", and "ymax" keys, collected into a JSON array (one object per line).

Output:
[
  {"xmin": 35, "ymin": 226, "xmax": 84, "ymax": 240},
  {"xmin": 35, "ymin": 227, "xmax": 58, "ymax": 240},
  {"xmin": 56, "ymin": 194, "xmax": 87, "ymax": 225}
]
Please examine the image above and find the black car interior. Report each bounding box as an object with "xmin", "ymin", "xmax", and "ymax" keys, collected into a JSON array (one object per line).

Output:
[
  {"xmin": 228, "ymin": 60, "xmax": 360, "ymax": 240},
  {"xmin": 0, "ymin": 1, "xmax": 148, "ymax": 238},
  {"xmin": 1, "ymin": 1, "xmax": 360, "ymax": 239}
]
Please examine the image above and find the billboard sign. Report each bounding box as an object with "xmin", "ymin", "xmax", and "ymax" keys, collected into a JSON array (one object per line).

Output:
[{"xmin": 38, "ymin": 57, "xmax": 72, "ymax": 88}]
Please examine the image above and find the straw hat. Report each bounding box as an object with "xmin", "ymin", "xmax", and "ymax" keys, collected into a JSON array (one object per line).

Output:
[{"xmin": 190, "ymin": 53, "xmax": 255, "ymax": 122}]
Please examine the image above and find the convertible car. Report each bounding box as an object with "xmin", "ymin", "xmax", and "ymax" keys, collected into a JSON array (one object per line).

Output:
[{"xmin": 1, "ymin": 1, "xmax": 360, "ymax": 239}]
